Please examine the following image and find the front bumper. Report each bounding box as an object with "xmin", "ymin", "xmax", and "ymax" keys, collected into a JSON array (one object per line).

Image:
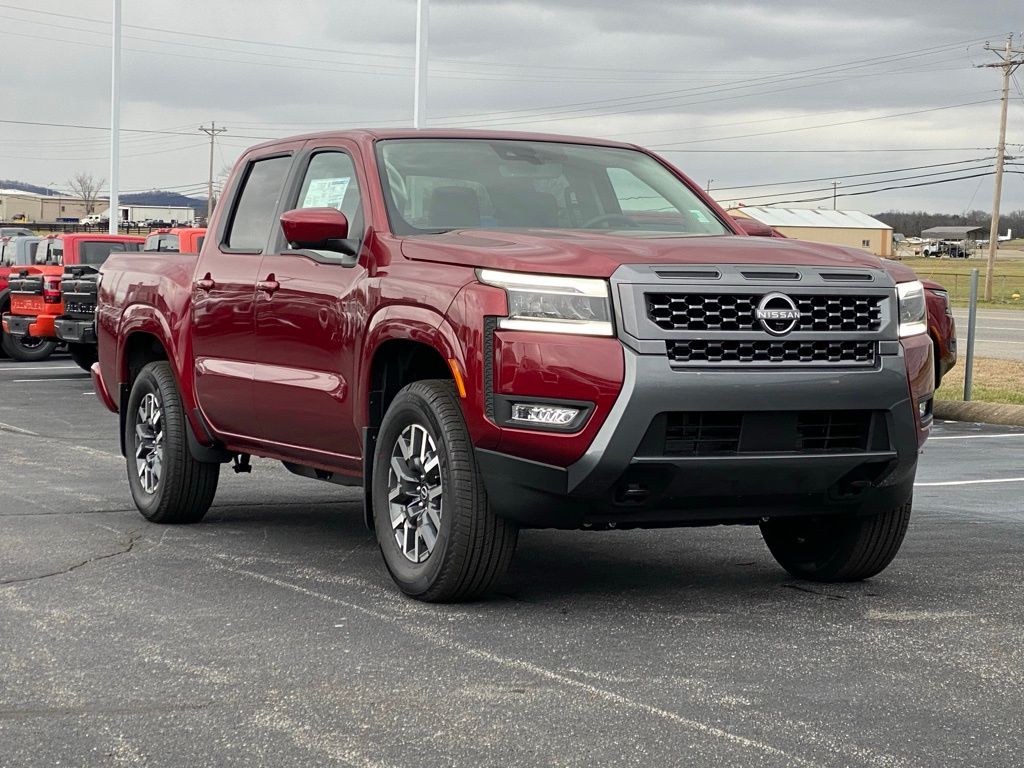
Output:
[
  {"xmin": 54, "ymin": 316, "xmax": 96, "ymax": 345},
  {"xmin": 478, "ymin": 345, "xmax": 920, "ymax": 529}
]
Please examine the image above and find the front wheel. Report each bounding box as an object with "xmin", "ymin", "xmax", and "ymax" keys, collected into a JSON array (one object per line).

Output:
[
  {"xmin": 760, "ymin": 498, "xmax": 912, "ymax": 582},
  {"xmin": 68, "ymin": 343, "xmax": 98, "ymax": 371},
  {"xmin": 125, "ymin": 361, "xmax": 219, "ymax": 523},
  {"xmin": 372, "ymin": 380, "xmax": 518, "ymax": 602}
]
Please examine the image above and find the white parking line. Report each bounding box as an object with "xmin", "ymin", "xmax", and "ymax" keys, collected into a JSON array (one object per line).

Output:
[
  {"xmin": 916, "ymin": 477, "xmax": 1024, "ymax": 487},
  {"xmin": 0, "ymin": 422, "xmax": 39, "ymax": 436},
  {"xmin": 930, "ymin": 433, "xmax": 1024, "ymax": 440},
  {"xmin": 12, "ymin": 377, "xmax": 90, "ymax": 383},
  {"xmin": 0, "ymin": 370, "xmax": 80, "ymax": 376}
]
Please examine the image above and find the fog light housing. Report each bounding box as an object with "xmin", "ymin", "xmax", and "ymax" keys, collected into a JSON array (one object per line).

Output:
[
  {"xmin": 511, "ymin": 403, "xmax": 580, "ymax": 426},
  {"xmin": 918, "ymin": 396, "xmax": 933, "ymax": 422}
]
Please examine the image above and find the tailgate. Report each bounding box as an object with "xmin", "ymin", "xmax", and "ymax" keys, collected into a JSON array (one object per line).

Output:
[
  {"xmin": 61, "ymin": 266, "xmax": 100, "ymax": 320},
  {"xmin": 8, "ymin": 273, "xmax": 44, "ymax": 315}
]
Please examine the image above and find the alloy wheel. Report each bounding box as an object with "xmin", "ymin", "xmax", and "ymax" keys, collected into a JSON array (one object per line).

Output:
[
  {"xmin": 134, "ymin": 392, "xmax": 164, "ymax": 494},
  {"xmin": 387, "ymin": 423, "xmax": 443, "ymax": 563}
]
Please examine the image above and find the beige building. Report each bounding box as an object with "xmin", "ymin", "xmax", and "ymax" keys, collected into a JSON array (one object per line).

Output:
[
  {"xmin": 727, "ymin": 206, "xmax": 893, "ymax": 257},
  {"xmin": 0, "ymin": 190, "xmax": 95, "ymax": 222}
]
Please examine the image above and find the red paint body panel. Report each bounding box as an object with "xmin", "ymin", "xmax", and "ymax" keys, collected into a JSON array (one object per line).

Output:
[
  {"xmin": 494, "ymin": 332, "xmax": 624, "ymax": 465},
  {"xmin": 901, "ymin": 332, "xmax": 934, "ymax": 446},
  {"xmin": 921, "ymin": 278, "xmax": 957, "ymax": 383}
]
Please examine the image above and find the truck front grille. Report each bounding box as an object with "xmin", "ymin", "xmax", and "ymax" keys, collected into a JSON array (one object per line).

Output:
[
  {"xmin": 649, "ymin": 410, "xmax": 881, "ymax": 457},
  {"xmin": 666, "ymin": 339, "xmax": 876, "ymax": 366},
  {"xmin": 646, "ymin": 293, "xmax": 883, "ymax": 333}
]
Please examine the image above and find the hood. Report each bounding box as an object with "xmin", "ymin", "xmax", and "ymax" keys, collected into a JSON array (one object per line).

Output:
[{"xmin": 400, "ymin": 229, "xmax": 886, "ymax": 278}]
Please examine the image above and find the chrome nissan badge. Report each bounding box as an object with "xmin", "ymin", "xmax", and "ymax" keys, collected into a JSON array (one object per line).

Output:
[{"xmin": 755, "ymin": 292, "xmax": 801, "ymax": 336}]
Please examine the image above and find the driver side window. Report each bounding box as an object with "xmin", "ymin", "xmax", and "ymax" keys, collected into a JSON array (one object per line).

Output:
[{"xmin": 294, "ymin": 152, "xmax": 363, "ymax": 246}]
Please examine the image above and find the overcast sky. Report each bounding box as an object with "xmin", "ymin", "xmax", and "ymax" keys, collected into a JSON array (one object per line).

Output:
[{"xmin": 1, "ymin": 0, "xmax": 1021, "ymax": 215}]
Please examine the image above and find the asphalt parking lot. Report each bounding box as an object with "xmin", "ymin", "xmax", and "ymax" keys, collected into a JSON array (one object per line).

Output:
[
  {"xmin": 1, "ymin": 356, "xmax": 1022, "ymax": 767},
  {"xmin": 950, "ymin": 307, "xmax": 1024, "ymax": 361}
]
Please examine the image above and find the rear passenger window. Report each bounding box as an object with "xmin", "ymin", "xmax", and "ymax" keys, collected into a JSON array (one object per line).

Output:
[{"xmin": 226, "ymin": 156, "xmax": 292, "ymax": 251}]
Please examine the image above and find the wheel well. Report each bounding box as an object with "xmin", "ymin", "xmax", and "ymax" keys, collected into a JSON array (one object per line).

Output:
[
  {"xmin": 368, "ymin": 340, "xmax": 452, "ymax": 429},
  {"xmin": 123, "ymin": 332, "xmax": 168, "ymax": 386}
]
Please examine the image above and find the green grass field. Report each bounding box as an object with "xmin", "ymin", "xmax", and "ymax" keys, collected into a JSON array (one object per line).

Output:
[
  {"xmin": 936, "ymin": 357, "xmax": 1024, "ymax": 405},
  {"xmin": 902, "ymin": 256, "xmax": 1024, "ymax": 309}
]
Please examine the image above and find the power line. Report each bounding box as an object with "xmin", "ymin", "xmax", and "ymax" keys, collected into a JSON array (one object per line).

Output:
[
  {"xmin": 647, "ymin": 99, "xmax": 997, "ymax": 148},
  {"xmin": 756, "ymin": 171, "xmax": 997, "ymax": 207},
  {"xmin": 716, "ymin": 163, "xmax": 996, "ymax": 203},
  {"xmin": 710, "ymin": 157, "xmax": 996, "ymax": 191}
]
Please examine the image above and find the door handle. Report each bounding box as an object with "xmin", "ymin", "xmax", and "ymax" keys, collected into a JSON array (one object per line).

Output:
[
  {"xmin": 195, "ymin": 274, "xmax": 215, "ymax": 291},
  {"xmin": 257, "ymin": 276, "xmax": 280, "ymax": 296}
]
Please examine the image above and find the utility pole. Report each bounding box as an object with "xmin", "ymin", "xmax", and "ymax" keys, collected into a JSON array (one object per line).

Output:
[
  {"xmin": 109, "ymin": 0, "xmax": 121, "ymax": 235},
  {"xmin": 706, "ymin": 179, "xmax": 713, "ymax": 193},
  {"xmin": 979, "ymin": 34, "xmax": 1024, "ymax": 301},
  {"xmin": 832, "ymin": 181, "xmax": 840, "ymax": 210},
  {"xmin": 199, "ymin": 122, "xmax": 227, "ymax": 221},
  {"xmin": 413, "ymin": 0, "xmax": 429, "ymax": 128}
]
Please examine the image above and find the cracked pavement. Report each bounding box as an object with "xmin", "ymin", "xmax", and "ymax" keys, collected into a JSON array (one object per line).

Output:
[{"xmin": 1, "ymin": 356, "xmax": 1023, "ymax": 767}]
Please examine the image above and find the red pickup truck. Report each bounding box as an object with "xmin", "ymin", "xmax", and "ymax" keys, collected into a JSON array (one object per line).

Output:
[
  {"xmin": 94, "ymin": 130, "xmax": 933, "ymax": 601},
  {"xmin": 2, "ymin": 234, "xmax": 143, "ymax": 365}
]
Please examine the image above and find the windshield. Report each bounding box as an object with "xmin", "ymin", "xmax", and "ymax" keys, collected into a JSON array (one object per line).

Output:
[
  {"xmin": 79, "ymin": 240, "xmax": 142, "ymax": 265},
  {"xmin": 376, "ymin": 139, "xmax": 729, "ymax": 237}
]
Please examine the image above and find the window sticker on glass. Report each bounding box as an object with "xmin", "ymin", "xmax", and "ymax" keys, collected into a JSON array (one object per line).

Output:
[
  {"xmin": 689, "ymin": 209, "xmax": 710, "ymax": 224},
  {"xmin": 303, "ymin": 177, "xmax": 351, "ymax": 209}
]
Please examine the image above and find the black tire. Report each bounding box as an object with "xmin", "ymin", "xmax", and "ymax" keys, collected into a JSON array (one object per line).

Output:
[
  {"xmin": 372, "ymin": 380, "xmax": 517, "ymax": 602},
  {"xmin": 1, "ymin": 327, "xmax": 57, "ymax": 362},
  {"xmin": 124, "ymin": 361, "xmax": 219, "ymax": 524},
  {"xmin": 760, "ymin": 498, "xmax": 912, "ymax": 582},
  {"xmin": 67, "ymin": 343, "xmax": 97, "ymax": 371}
]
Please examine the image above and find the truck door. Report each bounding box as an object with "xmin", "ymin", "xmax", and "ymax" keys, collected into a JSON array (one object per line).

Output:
[
  {"xmin": 249, "ymin": 145, "xmax": 368, "ymax": 468},
  {"xmin": 191, "ymin": 152, "xmax": 294, "ymax": 440}
]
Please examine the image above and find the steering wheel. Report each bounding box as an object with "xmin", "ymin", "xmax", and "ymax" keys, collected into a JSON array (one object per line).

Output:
[{"xmin": 581, "ymin": 213, "xmax": 640, "ymax": 229}]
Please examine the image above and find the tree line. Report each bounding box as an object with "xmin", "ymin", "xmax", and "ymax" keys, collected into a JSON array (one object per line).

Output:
[{"xmin": 873, "ymin": 209, "xmax": 1024, "ymax": 238}]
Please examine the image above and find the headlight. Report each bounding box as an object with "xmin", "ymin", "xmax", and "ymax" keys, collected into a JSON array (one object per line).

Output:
[
  {"xmin": 478, "ymin": 269, "xmax": 613, "ymax": 336},
  {"xmin": 897, "ymin": 280, "xmax": 927, "ymax": 337}
]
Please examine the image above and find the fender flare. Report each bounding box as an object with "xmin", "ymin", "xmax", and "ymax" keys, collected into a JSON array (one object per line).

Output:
[{"xmin": 358, "ymin": 306, "xmax": 465, "ymax": 530}]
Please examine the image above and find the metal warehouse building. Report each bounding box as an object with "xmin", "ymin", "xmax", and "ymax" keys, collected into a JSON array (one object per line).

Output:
[{"xmin": 727, "ymin": 207, "xmax": 894, "ymax": 257}]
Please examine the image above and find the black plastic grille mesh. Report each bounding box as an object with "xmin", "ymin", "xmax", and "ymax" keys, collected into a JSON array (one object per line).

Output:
[
  {"xmin": 667, "ymin": 339, "xmax": 876, "ymax": 365},
  {"xmin": 646, "ymin": 293, "xmax": 883, "ymax": 332},
  {"xmin": 660, "ymin": 411, "xmax": 873, "ymax": 456}
]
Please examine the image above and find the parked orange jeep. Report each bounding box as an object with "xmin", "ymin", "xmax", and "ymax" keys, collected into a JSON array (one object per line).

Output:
[{"xmin": 2, "ymin": 234, "xmax": 143, "ymax": 365}]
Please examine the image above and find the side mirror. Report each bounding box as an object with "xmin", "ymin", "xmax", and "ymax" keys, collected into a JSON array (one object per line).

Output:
[
  {"xmin": 280, "ymin": 208, "xmax": 356, "ymax": 256},
  {"xmin": 730, "ymin": 215, "xmax": 775, "ymax": 238}
]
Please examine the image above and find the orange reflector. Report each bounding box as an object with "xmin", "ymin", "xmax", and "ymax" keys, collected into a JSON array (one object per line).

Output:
[{"xmin": 447, "ymin": 358, "xmax": 467, "ymax": 398}]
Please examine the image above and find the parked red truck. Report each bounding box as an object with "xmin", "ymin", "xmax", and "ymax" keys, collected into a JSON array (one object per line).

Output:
[
  {"xmin": 93, "ymin": 130, "xmax": 934, "ymax": 601},
  {"xmin": 2, "ymin": 233, "xmax": 143, "ymax": 365}
]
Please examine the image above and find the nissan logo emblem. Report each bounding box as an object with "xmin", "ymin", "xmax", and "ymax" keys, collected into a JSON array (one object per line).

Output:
[{"xmin": 755, "ymin": 292, "xmax": 801, "ymax": 336}]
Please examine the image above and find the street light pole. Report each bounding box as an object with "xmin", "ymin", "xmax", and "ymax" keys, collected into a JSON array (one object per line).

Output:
[
  {"xmin": 109, "ymin": 0, "xmax": 121, "ymax": 235},
  {"xmin": 413, "ymin": 0, "xmax": 429, "ymax": 128}
]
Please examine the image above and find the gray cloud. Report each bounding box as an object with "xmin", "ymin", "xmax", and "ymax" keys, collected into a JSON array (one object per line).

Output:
[{"xmin": 0, "ymin": 0, "xmax": 1020, "ymax": 212}]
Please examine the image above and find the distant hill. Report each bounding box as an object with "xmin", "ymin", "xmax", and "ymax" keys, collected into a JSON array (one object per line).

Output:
[
  {"xmin": 1, "ymin": 180, "xmax": 204, "ymax": 211},
  {"xmin": 0, "ymin": 179, "xmax": 55, "ymax": 196}
]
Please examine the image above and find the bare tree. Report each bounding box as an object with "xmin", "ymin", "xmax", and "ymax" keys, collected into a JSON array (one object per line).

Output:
[{"xmin": 67, "ymin": 172, "xmax": 106, "ymax": 214}]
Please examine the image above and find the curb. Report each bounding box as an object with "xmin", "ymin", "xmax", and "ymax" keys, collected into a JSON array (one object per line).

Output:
[{"xmin": 934, "ymin": 400, "xmax": 1024, "ymax": 427}]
